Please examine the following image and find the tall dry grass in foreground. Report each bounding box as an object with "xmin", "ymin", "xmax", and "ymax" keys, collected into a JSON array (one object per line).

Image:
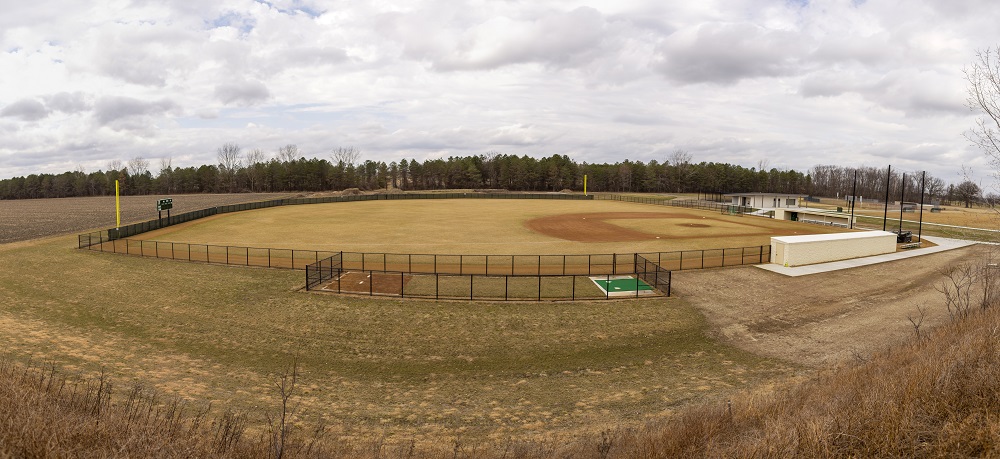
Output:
[
  {"xmin": 4, "ymin": 257, "xmax": 1000, "ymax": 458},
  {"xmin": 601, "ymin": 299, "xmax": 1000, "ymax": 457}
]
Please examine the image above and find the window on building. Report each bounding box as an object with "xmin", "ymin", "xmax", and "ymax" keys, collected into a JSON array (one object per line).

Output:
[{"xmin": 787, "ymin": 198, "xmax": 796, "ymax": 206}]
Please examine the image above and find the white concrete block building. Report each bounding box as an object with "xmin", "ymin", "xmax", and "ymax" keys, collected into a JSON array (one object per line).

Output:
[
  {"xmin": 770, "ymin": 231, "xmax": 897, "ymax": 267},
  {"xmin": 726, "ymin": 192, "xmax": 805, "ymax": 209}
]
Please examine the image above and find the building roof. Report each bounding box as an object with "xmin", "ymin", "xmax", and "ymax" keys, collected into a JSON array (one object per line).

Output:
[
  {"xmin": 772, "ymin": 230, "xmax": 895, "ymax": 244},
  {"xmin": 724, "ymin": 192, "xmax": 807, "ymax": 197}
]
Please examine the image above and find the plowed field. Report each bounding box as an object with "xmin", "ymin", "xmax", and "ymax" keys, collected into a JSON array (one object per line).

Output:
[{"xmin": 0, "ymin": 193, "xmax": 291, "ymax": 244}]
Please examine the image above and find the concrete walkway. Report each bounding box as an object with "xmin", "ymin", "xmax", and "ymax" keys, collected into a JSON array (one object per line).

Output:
[{"xmin": 756, "ymin": 236, "xmax": 979, "ymax": 277}]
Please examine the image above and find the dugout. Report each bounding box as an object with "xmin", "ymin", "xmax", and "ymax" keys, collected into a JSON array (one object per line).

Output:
[
  {"xmin": 773, "ymin": 208, "xmax": 854, "ymax": 228},
  {"xmin": 770, "ymin": 231, "xmax": 896, "ymax": 267}
]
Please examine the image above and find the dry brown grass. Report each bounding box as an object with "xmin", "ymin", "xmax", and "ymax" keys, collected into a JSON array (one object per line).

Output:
[
  {"xmin": 0, "ymin": 193, "xmax": 291, "ymax": 244},
  {"xmin": 6, "ymin": 283, "xmax": 1000, "ymax": 458},
  {"xmin": 134, "ymin": 199, "xmax": 845, "ymax": 254}
]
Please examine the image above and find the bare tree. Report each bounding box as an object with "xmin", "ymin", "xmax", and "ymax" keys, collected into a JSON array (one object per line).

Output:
[
  {"xmin": 246, "ymin": 148, "xmax": 265, "ymax": 192},
  {"xmin": 217, "ymin": 143, "xmax": 243, "ymax": 192},
  {"xmin": 936, "ymin": 247, "xmax": 1000, "ymax": 322},
  {"xmin": 965, "ymin": 47, "xmax": 1000, "ymax": 167},
  {"xmin": 955, "ymin": 180, "xmax": 982, "ymax": 208},
  {"xmin": 158, "ymin": 157, "xmax": 174, "ymax": 193},
  {"xmin": 277, "ymin": 144, "xmax": 299, "ymax": 163},
  {"xmin": 926, "ymin": 177, "xmax": 946, "ymax": 203},
  {"xmin": 482, "ymin": 150, "xmax": 501, "ymax": 188},
  {"xmin": 127, "ymin": 156, "xmax": 150, "ymax": 176},
  {"xmin": 331, "ymin": 146, "xmax": 361, "ymax": 167},
  {"xmin": 668, "ymin": 149, "xmax": 693, "ymax": 193},
  {"xmin": 107, "ymin": 159, "xmax": 123, "ymax": 172},
  {"xmin": 158, "ymin": 156, "xmax": 172, "ymax": 175}
]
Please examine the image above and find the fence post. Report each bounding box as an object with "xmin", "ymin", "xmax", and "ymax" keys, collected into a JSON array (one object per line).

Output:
[
  {"xmin": 701, "ymin": 250, "xmax": 704, "ymax": 269},
  {"xmin": 505, "ymin": 275, "xmax": 509, "ymax": 301},
  {"xmin": 572, "ymin": 275, "xmax": 576, "ymax": 300},
  {"xmin": 613, "ymin": 253, "xmax": 617, "ymax": 274},
  {"xmin": 667, "ymin": 271, "xmax": 671, "ymax": 297},
  {"xmin": 470, "ymin": 275, "xmax": 474, "ymax": 300},
  {"xmin": 606, "ymin": 274, "xmax": 610, "ymax": 300},
  {"xmin": 538, "ymin": 276, "xmax": 541, "ymax": 301},
  {"xmin": 206, "ymin": 244, "xmax": 209, "ymax": 263},
  {"xmin": 741, "ymin": 247, "xmax": 745, "ymax": 265},
  {"xmin": 436, "ymin": 274, "xmax": 439, "ymax": 300},
  {"xmin": 370, "ymin": 271, "xmax": 373, "ymax": 296},
  {"xmin": 759, "ymin": 245, "xmax": 764, "ymax": 264},
  {"xmin": 155, "ymin": 241, "xmax": 159, "ymax": 258},
  {"xmin": 292, "ymin": 250, "xmax": 295, "ymax": 269},
  {"xmin": 400, "ymin": 272, "xmax": 404, "ymax": 298},
  {"xmin": 268, "ymin": 248, "xmax": 271, "ymax": 268}
]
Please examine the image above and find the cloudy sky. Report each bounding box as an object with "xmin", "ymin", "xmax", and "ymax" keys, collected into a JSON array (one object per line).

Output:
[{"xmin": 2, "ymin": 0, "xmax": 1000, "ymax": 184}]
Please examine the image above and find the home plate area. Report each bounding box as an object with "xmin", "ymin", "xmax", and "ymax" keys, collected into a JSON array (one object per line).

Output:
[
  {"xmin": 590, "ymin": 275, "xmax": 656, "ymax": 297},
  {"xmin": 320, "ymin": 271, "xmax": 413, "ymax": 295}
]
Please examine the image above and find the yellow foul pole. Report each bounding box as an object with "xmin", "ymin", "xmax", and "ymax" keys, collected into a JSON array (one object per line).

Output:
[
  {"xmin": 584, "ymin": 174, "xmax": 588, "ymax": 196},
  {"xmin": 115, "ymin": 180, "xmax": 121, "ymax": 228}
]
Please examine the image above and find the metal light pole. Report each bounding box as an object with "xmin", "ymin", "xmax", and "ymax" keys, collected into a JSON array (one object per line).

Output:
[
  {"xmin": 918, "ymin": 171, "xmax": 926, "ymax": 243},
  {"xmin": 898, "ymin": 173, "xmax": 906, "ymax": 233},
  {"xmin": 882, "ymin": 165, "xmax": 891, "ymax": 231},
  {"xmin": 850, "ymin": 170, "xmax": 858, "ymax": 229}
]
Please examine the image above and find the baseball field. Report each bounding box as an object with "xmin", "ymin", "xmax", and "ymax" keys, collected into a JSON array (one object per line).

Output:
[
  {"xmin": 1, "ymin": 193, "xmax": 976, "ymax": 454},
  {"xmin": 132, "ymin": 198, "xmax": 847, "ymax": 254}
]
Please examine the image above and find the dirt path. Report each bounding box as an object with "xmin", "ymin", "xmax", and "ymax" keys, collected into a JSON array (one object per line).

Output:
[{"xmin": 673, "ymin": 245, "xmax": 983, "ymax": 367}]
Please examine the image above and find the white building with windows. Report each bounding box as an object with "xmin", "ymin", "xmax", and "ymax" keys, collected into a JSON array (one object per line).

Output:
[{"xmin": 725, "ymin": 192, "xmax": 804, "ymax": 209}]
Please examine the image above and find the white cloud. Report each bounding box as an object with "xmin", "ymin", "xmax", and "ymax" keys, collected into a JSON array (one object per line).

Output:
[
  {"xmin": 0, "ymin": 98, "xmax": 50, "ymax": 121},
  {"xmin": 0, "ymin": 0, "xmax": 999, "ymax": 185}
]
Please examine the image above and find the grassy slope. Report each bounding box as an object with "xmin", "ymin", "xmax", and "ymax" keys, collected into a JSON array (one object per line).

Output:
[
  {"xmin": 597, "ymin": 304, "xmax": 1000, "ymax": 458},
  {"xmin": 0, "ymin": 235, "xmax": 793, "ymax": 445},
  {"xmin": 5, "ymin": 268, "xmax": 999, "ymax": 458}
]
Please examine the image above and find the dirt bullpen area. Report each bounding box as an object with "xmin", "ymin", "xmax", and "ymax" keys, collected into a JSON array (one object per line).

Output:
[{"xmin": 674, "ymin": 244, "xmax": 984, "ymax": 367}]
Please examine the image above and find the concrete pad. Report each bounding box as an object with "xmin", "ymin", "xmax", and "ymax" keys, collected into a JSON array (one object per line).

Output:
[{"xmin": 756, "ymin": 236, "xmax": 978, "ymax": 277}]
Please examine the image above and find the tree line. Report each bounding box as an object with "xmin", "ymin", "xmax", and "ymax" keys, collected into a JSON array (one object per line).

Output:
[{"xmin": 0, "ymin": 144, "xmax": 980, "ymax": 205}]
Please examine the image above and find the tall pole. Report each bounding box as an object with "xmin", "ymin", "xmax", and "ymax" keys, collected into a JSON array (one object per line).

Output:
[
  {"xmin": 584, "ymin": 174, "xmax": 588, "ymax": 196},
  {"xmin": 850, "ymin": 170, "xmax": 858, "ymax": 229},
  {"xmin": 115, "ymin": 179, "xmax": 121, "ymax": 229},
  {"xmin": 898, "ymin": 173, "xmax": 906, "ymax": 233},
  {"xmin": 882, "ymin": 165, "xmax": 891, "ymax": 231},
  {"xmin": 918, "ymin": 171, "xmax": 926, "ymax": 243}
]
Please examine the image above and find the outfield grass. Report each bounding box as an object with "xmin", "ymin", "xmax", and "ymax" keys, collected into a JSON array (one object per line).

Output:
[
  {"xmin": 135, "ymin": 199, "xmax": 846, "ymax": 255},
  {"xmin": 0, "ymin": 235, "xmax": 796, "ymax": 444}
]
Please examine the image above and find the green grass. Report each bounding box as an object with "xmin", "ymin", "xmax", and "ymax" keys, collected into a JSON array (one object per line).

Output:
[
  {"xmin": 0, "ymin": 235, "xmax": 796, "ymax": 443},
  {"xmin": 592, "ymin": 277, "xmax": 653, "ymax": 293}
]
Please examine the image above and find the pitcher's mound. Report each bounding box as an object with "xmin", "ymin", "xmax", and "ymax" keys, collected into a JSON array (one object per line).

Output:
[{"xmin": 524, "ymin": 212, "xmax": 688, "ymax": 242}]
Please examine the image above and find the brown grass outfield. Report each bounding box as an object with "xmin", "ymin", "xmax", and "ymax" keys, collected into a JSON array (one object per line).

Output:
[
  {"xmin": 808, "ymin": 196, "xmax": 1000, "ymax": 229},
  {"xmin": 0, "ymin": 234, "xmax": 795, "ymax": 447},
  {"xmin": 132, "ymin": 199, "xmax": 851, "ymax": 255}
]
